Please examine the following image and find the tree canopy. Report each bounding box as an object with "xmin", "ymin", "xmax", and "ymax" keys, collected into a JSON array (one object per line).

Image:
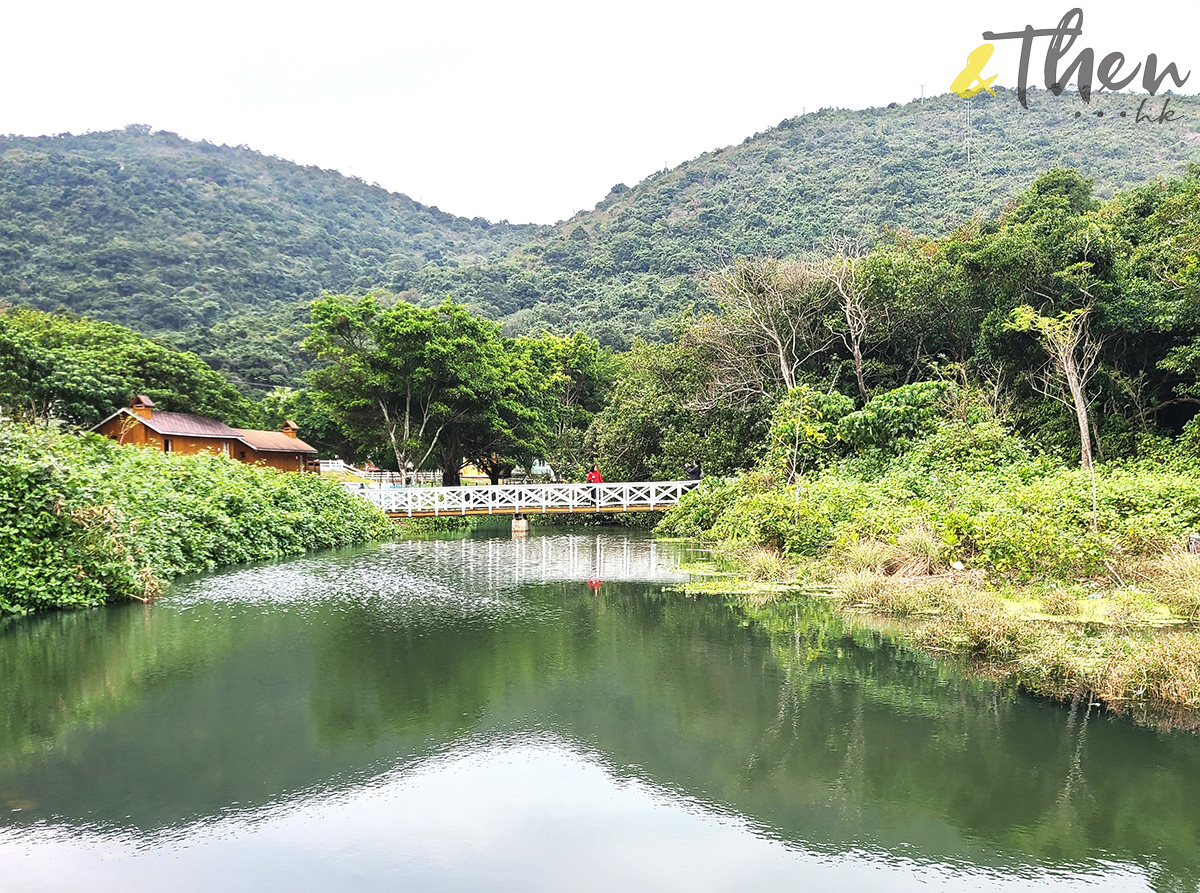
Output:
[{"xmin": 0, "ymin": 306, "xmax": 255, "ymax": 427}]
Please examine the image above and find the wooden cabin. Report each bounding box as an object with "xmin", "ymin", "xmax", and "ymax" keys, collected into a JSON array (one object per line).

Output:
[
  {"xmin": 93, "ymin": 396, "xmax": 318, "ymax": 472},
  {"xmin": 231, "ymin": 421, "xmax": 318, "ymax": 473}
]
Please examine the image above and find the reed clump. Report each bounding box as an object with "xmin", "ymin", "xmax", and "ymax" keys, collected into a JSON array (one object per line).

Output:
[
  {"xmin": 836, "ymin": 570, "xmax": 888, "ymax": 605},
  {"xmin": 1093, "ymin": 633, "xmax": 1200, "ymax": 709},
  {"xmin": 1039, "ymin": 587, "xmax": 1080, "ymax": 617},
  {"xmin": 920, "ymin": 586, "xmax": 1028, "ymax": 662},
  {"xmin": 1139, "ymin": 550, "xmax": 1200, "ymax": 620},
  {"xmin": 842, "ymin": 539, "xmax": 896, "ymax": 573},
  {"xmin": 893, "ymin": 525, "xmax": 943, "ymax": 577},
  {"xmin": 739, "ymin": 545, "xmax": 793, "ymax": 582}
]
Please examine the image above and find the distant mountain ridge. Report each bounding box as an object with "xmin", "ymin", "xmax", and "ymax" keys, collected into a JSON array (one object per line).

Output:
[
  {"xmin": 2, "ymin": 90, "xmax": 1199, "ymax": 389},
  {"xmin": 0, "ymin": 125, "xmax": 540, "ymax": 330}
]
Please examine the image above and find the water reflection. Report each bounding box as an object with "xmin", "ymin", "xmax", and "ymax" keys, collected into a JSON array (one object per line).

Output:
[{"xmin": 1, "ymin": 530, "xmax": 1198, "ymax": 891}]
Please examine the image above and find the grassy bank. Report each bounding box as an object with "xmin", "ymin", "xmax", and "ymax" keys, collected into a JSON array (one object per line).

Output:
[
  {"xmin": 0, "ymin": 419, "xmax": 391, "ymax": 615},
  {"xmin": 658, "ymin": 420, "xmax": 1200, "ymax": 725}
]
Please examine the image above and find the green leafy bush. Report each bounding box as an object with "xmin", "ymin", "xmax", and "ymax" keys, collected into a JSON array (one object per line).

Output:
[
  {"xmin": 765, "ymin": 386, "xmax": 854, "ymax": 480},
  {"xmin": 660, "ymin": 417, "xmax": 1200, "ymax": 581},
  {"xmin": 0, "ymin": 420, "xmax": 391, "ymax": 615},
  {"xmin": 836, "ymin": 381, "xmax": 949, "ymax": 454}
]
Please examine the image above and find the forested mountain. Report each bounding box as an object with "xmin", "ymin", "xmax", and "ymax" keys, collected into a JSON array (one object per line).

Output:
[
  {"xmin": 2, "ymin": 90, "xmax": 1200, "ymax": 391},
  {"xmin": 426, "ymin": 89, "xmax": 1200, "ymax": 342},
  {"xmin": 0, "ymin": 126, "xmax": 539, "ymax": 390}
]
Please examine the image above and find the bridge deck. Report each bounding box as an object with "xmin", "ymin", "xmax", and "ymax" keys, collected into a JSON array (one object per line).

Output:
[{"xmin": 353, "ymin": 481, "xmax": 696, "ymax": 518}]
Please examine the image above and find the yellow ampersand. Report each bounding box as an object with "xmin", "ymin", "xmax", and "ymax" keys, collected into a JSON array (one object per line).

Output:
[{"xmin": 952, "ymin": 43, "xmax": 998, "ymax": 98}]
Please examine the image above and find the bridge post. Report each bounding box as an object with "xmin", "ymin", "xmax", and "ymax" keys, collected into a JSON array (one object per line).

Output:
[{"xmin": 512, "ymin": 512, "xmax": 530, "ymax": 535}]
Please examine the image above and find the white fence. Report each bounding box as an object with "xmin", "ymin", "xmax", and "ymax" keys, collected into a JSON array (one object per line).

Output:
[
  {"xmin": 354, "ymin": 480, "xmax": 697, "ymax": 516},
  {"xmin": 319, "ymin": 460, "xmax": 439, "ymax": 485}
]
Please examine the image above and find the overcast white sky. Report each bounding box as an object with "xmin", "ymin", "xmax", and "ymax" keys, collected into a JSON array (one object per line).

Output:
[{"xmin": 3, "ymin": 1, "xmax": 1198, "ymax": 223}]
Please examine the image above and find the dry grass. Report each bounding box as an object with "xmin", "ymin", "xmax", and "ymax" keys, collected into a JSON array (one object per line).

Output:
[
  {"xmin": 836, "ymin": 570, "xmax": 887, "ymax": 605},
  {"xmin": 871, "ymin": 584, "xmax": 932, "ymax": 617},
  {"xmin": 1139, "ymin": 550, "xmax": 1200, "ymax": 620},
  {"xmin": 840, "ymin": 527, "xmax": 945, "ymax": 578},
  {"xmin": 731, "ymin": 538, "xmax": 1200, "ymax": 721},
  {"xmin": 893, "ymin": 525, "xmax": 943, "ymax": 577},
  {"xmin": 1158, "ymin": 587, "xmax": 1200, "ymax": 621},
  {"xmin": 1040, "ymin": 588, "xmax": 1079, "ymax": 617},
  {"xmin": 1094, "ymin": 632, "xmax": 1200, "ymax": 709},
  {"xmin": 917, "ymin": 585, "xmax": 1029, "ymax": 661}
]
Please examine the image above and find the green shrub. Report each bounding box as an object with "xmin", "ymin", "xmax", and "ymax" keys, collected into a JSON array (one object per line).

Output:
[
  {"xmin": 764, "ymin": 386, "xmax": 854, "ymax": 480},
  {"xmin": 659, "ymin": 416, "xmax": 1200, "ymax": 583},
  {"xmin": 656, "ymin": 476, "xmax": 746, "ymax": 538},
  {"xmin": 0, "ymin": 420, "xmax": 391, "ymax": 614},
  {"xmin": 837, "ymin": 381, "xmax": 949, "ymax": 455}
]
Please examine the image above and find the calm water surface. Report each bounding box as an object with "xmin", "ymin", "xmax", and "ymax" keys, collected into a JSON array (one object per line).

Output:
[{"xmin": 2, "ymin": 529, "xmax": 1199, "ymax": 891}]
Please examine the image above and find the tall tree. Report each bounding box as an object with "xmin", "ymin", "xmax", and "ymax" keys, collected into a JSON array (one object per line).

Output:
[
  {"xmin": 520, "ymin": 332, "xmax": 616, "ymax": 480},
  {"xmin": 693, "ymin": 257, "xmax": 836, "ymax": 407},
  {"xmin": 306, "ymin": 295, "xmax": 507, "ymax": 481},
  {"xmin": 0, "ymin": 307, "xmax": 255, "ymax": 426},
  {"xmin": 1008, "ymin": 305, "xmax": 1102, "ymax": 469},
  {"xmin": 820, "ymin": 238, "xmax": 877, "ymax": 401}
]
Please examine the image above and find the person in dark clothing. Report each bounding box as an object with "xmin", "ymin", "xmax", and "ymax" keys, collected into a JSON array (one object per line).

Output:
[{"xmin": 687, "ymin": 461, "xmax": 703, "ymax": 481}]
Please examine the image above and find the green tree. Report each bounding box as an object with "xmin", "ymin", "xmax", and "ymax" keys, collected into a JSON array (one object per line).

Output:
[
  {"xmin": 305, "ymin": 294, "xmax": 541, "ymax": 483},
  {"xmin": 1007, "ymin": 305, "xmax": 1102, "ymax": 470},
  {"xmin": 520, "ymin": 332, "xmax": 617, "ymax": 480},
  {"xmin": 0, "ymin": 307, "xmax": 255, "ymax": 426}
]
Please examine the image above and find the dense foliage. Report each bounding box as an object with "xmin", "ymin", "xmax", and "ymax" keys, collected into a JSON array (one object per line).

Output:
[
  {"xmin": 424, "ymin": 90, "xmax": 1200, "ymax": 344},
  {"xmin": 0, "ymin": 126, "xmax": 538, "ymax": 392},
  {"xmin": 0, "ymin": 306, "xmax": 256, "ymax": 426},
  {"xmin": 0, "ymin": 420, "xmax": 391, "ymax": 615},
  {"xmin": 3, "ymin": 91, "xmax": 1199, "ymax": 386},
  {"xmin": 304, "ymin": 294, "xmax": 612, "ymax": 481},
  {"xmin": 660, "ymin": 411, "xmax": 1200, "ymax": 582},
  {"xmin": 577, "ymin": 166, "xmax": 1200, "ymax": 480}
]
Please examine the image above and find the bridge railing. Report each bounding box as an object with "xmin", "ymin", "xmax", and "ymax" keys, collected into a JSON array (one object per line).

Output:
[
  {"xmin": 320, "ymin": 460, "xmax": 440, "ymax": 485},
  {"xmin": 355, "ymin": 480, "xmax": 696, "ymax": 516}
]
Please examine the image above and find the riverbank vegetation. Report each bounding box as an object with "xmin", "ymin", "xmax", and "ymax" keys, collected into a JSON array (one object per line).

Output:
[
  {"xmin": 0, "ymin": 418, "xmax": 389, "ymax": 615},
  {"xmin": 601, "ymin": 165, "xmax": 1200, "ymax": 722},
  {"xmin": 658, "ymin": 405, "xmax": 1200, "ymax": 721},
  {"xmin": 7, "ymin": 151, "xmax": 1200, "ymax": 742}
]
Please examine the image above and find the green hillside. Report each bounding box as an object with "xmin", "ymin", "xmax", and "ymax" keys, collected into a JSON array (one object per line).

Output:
[
  {"xmin": 2, "ymin": 90, "xmax": 1199, "ymax": 387},
  {"xmin": 0, "ymin": 126, "xmax": 539, "ymax": 388},
  {"xmin": 421, "ymin": 88, "xmax": 1200, "ymax": 343}
]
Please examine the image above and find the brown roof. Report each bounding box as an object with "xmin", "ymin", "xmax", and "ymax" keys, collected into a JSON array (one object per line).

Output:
[
  {"xmin": 233, "ymin": 428, "xmax": 317, "ymax": 453},
  {"xmin": 93, "ymin": 408, "xmax": 317, "ymax": 454},
  {"xmin": 138, "ymin": 410, "xmax": 240, "ymax": 438}
]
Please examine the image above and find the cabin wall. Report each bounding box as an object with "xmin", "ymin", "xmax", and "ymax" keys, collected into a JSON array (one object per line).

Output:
[
  {"xmin": 96, "ymin": 415, "xmax": 314, "ymax": 472},
  {"xmin": 242, "ymin": 450, "xmax": 311, "ymax": 473},
  {"xmin": 96, "ymin": 417, "xmax": 235, "ymax": 458}
]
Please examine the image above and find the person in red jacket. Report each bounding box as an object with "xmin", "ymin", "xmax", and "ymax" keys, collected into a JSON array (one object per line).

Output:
[{"xmin": 586, "ymin": 464, "xmax": 604, "ymax": 507}]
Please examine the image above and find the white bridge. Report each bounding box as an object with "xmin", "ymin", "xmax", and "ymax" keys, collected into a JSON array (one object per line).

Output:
[{"xmin": 353, "ymin": 481, "xmax": 697, "ymax": 518}]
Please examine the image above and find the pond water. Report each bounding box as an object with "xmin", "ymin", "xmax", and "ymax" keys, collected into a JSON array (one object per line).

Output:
[{"xmin": 2, "ymin": 529, "xmax": 1199, "ymax": 891}]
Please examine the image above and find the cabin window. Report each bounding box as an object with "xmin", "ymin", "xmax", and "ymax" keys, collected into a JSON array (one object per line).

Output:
[
  {"xmin": 239, "ymin": 450, "xmax": 247, "ymax": 460},
  {"xmin": 163, "ymin": 438, "xmax": 173, "ymax": 453}
]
